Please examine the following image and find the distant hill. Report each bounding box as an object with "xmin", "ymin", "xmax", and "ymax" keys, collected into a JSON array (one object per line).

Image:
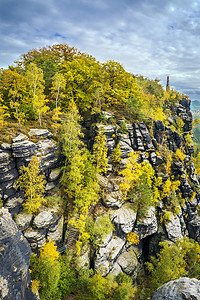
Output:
[{"xmin": 191, "ymin": 100, "xmax": 200, "ymax": 112}]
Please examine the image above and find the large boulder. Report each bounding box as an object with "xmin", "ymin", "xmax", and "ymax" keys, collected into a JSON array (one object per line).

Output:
[
  {"xmin": 164, "ymin": 212, "xmax": 183, "ymax": 242},
  {"xmin": 0, "ymin": 208, "xmax": 35, "ymax": 300},
  {"xmin": 151, "ymin": 277, "xmax": 200, "ymax": 300},
  {"xmin": 95, "ymin": 235, "xmax": 125, "ymax": 276},
  {"xmin": 135, "ymin": 206, "xmax": 158, "ymax": 239},
  {"xmin": 111, "ymin": 204, "xmax": 137, "ymax": 235}
]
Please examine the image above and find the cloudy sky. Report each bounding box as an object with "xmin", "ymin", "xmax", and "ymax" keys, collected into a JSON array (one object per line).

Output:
[{"xmin": 1, "ymin": 0, "xmax": 200, "ymax": 100}]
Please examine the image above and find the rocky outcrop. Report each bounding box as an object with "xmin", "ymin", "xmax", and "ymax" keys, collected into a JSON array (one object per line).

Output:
[
  {"xmin": 20, "ymin": 209, "xmax": 64, "ymax": 252},
  {"xmin": 151, "ymin": 277, "xmax": 200, "ymax": 300},
  {"xmin": 0, "ymin": 129, "xmax": 61, "ymax": 215},
  {"xmin": 0, "ymin": 208, "xmax": 36, "ymax": 300}
]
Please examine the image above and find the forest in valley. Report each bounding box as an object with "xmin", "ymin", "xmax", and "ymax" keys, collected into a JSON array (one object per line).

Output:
[{"xmin": 2, "ymin": 44, "xmax": 200, "ymax": 300}]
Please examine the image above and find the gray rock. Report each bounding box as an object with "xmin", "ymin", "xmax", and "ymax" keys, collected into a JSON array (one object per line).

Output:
[
  {"xmin": 151, "ymin": 277, "xmax": 200, "ymax": 300},
  {"xmin": 12, "ymin": 140, "xmax": 36, "ymax": 158},
  {"xmin": 1, "ymin": 143, "xmax": 12, "ymax": 150},
  {"xmin": 28, "ymin": 128, "xmax": 53, "ymax": 139},
  {"xmin": 95, "ymin": 236, "xmax": 125, "ymax": 275},
  {"xmin": 24, "ymin": 228, "xmax": 46, "ymax": 250},
  {"xmin": 49, "ymin": 168, "xmax": 61, "ymax": 181},
  {"xmin": 164, "ymin": 213, "xmax": 183, "ymax": 242},
  {"xmin": 32, "ymin": 210, "xmax": 58, "ymax": 229},
  {"xmin": 111, "ymin": 204, "xmax": 137, "ymax": 234},
  {"xmin": 4, "ymin": 192, "xmax": 24, "ymax": 216},
  {"xmin": 47, "ymin": 215, "xmax": 64, "ymax": 244},
  {"xmin": 135, "ymin": 206, "xmax": 158, "ymax": 239},
  {"xmin": 103, "ymin": 191, "xmax": 124, "ymax": 208},
  {"xmin": 0, "ymin": 168, "xmax": 18, "ymax": 183},
  {"xmin": 45, "ymin": 181, "xmax": 57, "ymax": 191},
  {"xmin": 0, "ymin": 208, "xmax": 35, "ymax": 299},
  {"xmin": 15, "ymin": 213, "xmax": 33, "ymax": 231},
  {"xmin": 115, "ymin": 248, "xmax": 138, "ymax": 278},
  {"xmin": 12, "ymin": 133, "xmax": 28, "ymax": 143}
]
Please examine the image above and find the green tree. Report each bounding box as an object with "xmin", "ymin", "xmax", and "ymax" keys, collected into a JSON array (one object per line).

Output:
[
  {"xmin": 146, "ymin": 237, "xmax": 200, "ymax": 294},
  {"xmin": 25, "ymin": 63, "xmax": 48, "ymax": 125},
  {"xmin": 111, "ymin": 143, "xmax": 122, "ymax": 172},
  {"xmin": 30, "ymin": 240, "xmax": 61, "ymax": 299},
  {"xmin": 16, "ymin": 155, "xmax": 46, "ymax": 214},
  {"xmin": 93, "ymin": 129, "xmax": 108, "ymax": 174},
  {"xmin": 51, "ymin": 72, "xmax": 66, "ymax": 110}
]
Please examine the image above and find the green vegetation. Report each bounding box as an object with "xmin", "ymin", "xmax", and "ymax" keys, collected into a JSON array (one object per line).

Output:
[
  {"xmin": 2, "ymin": 44, "xmax": 199, "ymax": 300},
  {"xmin": 16, "ymin": 155, "xmax": 46, "ymax": 214}
]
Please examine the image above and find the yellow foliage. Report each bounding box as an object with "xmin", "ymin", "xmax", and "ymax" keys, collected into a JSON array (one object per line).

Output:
[
  {"xmin": 166, "ymin": 152, "xmax": 172, "ymax": 174},
  {"xmin": 16, "ymin": 155, "xmax": 46, "ymax": 214},
  {"xmin": 93, "ymin": 129, "xmax": 108, "ymax": 174},
  {"xmin": 176, "ymin": 118, "xmax": 185, "ymax": 135},
  {"xmin": 127, "ymin": 232, "xmax": 139, "ymax": 245},
  {"xmin": 191, "ymin": 191, "xmax": 196, "ymax": 202},
  {"xmin": 175, "ymin": 148, "xmax": 185, "ymax": 162},
  {"xmin": 31, "ymin": 279, "xmax": 40, "ymax": 294},
  {"xmin": 40, "ymin": 239, "xmax": 60, "ymax": 264},
  {"xmin": 160, "ymin": 211, "xmax": 171, "ymax": 223}
]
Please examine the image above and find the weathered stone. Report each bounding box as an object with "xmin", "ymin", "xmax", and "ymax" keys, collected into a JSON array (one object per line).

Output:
[
  {"xmin": 4, "ymin": 192, "xmax": 24, "ymax": 216},
  {"xmin": 12, "ymin": 133, "xmax": 28, "ymax": 143},
  {"xmin": 0, "ymin": 208, "xmax": 34, "ymax": 299},
  {"xmin": 12, "ymin": 140, "xmax": 36, "ymax": 158},
  {"xmin": 0, "ymin": 167, "xmax": 18, "ymax": 183},
  {"xmin": 77, "ymin": 245, "xmax": 90, "ymax": 269},
  {"xmin": 45, "ymin": 181, "xmax": 57, "ymax": 191},
  {"xmin": 187, "ymin": 215, "xmax": 200, "ymax": 240},
  {"xmin": 15, "ymin": 213, "xmax": 33, "ymax": 231},
  {"xmin": 103, "ymin": 191, "xmax": 124, "ymax": 208},
  {"xmin": 49, "ymin": 168, "xmax": 61, "ymax": 181},
  {"xmin": 116, "ymin": 248, "xmax": 138, "ymax": 278},
  {"xmin": 32, "ymin": 210, "xmax": 58, "ymax": 229},
  {"xmin": 24, "ymin": 228, "xmax": 46, "ymax": 250},
  {"xmin": 164, "ymin": 212, "xmax": 183, "ymax": 242},
  {"xmin": 135, "ymin": 206, "xmax": 158, "ymax": 239},
  {"xmin": 47, "ymin": 215, "xmax": 64, "ymax": 244},
  {"xmin": 95, "ymin": 236, "xmax": 125, "ymax": 275},
  {"xmin": 28, "ymin": 128, "xmax": 53, "ymax": 139},
  {"xmin": 151, "ymin": 277, "xmax": 200, "ymax": 300},
  {"xmin": 1, "ymin": 143, "xmax": 12, "ymax": 150},
  {"xmin": 111, "ymin": 204, "xmax": 136, "ymax": 234}
]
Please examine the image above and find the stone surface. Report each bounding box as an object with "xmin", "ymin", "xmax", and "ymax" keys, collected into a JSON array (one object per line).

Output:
[
  {"xmin": 111, "ymin": 204, "xmax": 137, "ymax": 234},
  {"xmin": 164, "ymin": 212, "xmax": 183, "ymax": 242},
  {"xmin": 0, "ymin": 208, "xmax": 35, "ymax": 300},
  {"xmin": 47, "ymin": 215, "xmax": 64, "ymax": 244},
  {"xmin": 15, "ymin": 213, "xmax": 33, "ymax": 231},
  {"xmin": 95, "ymin": 236, "xmax": 125, "ymax": 275},
  {"xmin": 115, "ymin": 248, "xmax": 138, "ymax": 278},
  {"xmin": 24, "ymin": 228, "xmax": 46, "ymax": 250},
  {"xmin": 103, "ymin": 191, "xmax": 124, "ymax": 208},
  {"xmin": 32, "ymin": 210, "xmax": 58, "ymax": 229},
  {"xmin": 151, "ymin": 277, "xmax": 200, "ymax": 300},
  {"xmin": 28, "ymin": 128, "xmax": 53, "ymax": 139},
  {"xmin": 135, "ymin": 206, "xmax": 158, "ymax": 239}
]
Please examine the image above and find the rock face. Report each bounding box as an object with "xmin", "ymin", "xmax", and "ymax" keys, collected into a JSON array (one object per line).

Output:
[
  {"xmin": 151, "ymin": 277, "xmax": 200, "ymax": 300},
  {"xmin": 0, "ymin": 129, "xmax": 61, "ymax": 215},
  {"xmin": 0, "ymin": 208, "xmax": 36, "ymax": 300}
]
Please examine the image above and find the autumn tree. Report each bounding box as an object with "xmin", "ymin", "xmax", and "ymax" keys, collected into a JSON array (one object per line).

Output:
[
  {"xmin": 0, "ymin": 94, "xmax": 10, "ymax": 129},
  {"xmin": 146, "ymin": 237, "xmax": 200, "ymax": 294},
  {"xmin": 111, "ymin": 143, "xmax": 122, "ymax": 172},
  {"xmin": 30, "ymin": 240, "xmax": 61, "ymax": 299},
  {"xmin": 92, "ymin": 129, "xmax": 108, "ymax": 174},
  {"xmin": 25, "ymin": 63, "xmax": 48, "ymax": 125},
  {"xmin": 51, "ymin": 72, "xmax": 66, "ymax": 133},
  {"xmin": 16, "ymin": 155, "xmax": 46, "ymax": 214},
  {"xmin": 62, "ymin": 56, "xmax": 102, "ymax": 111}
]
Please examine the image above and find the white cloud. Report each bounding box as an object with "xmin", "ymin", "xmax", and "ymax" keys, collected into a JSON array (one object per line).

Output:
[{"xmin": 0, "ymin": 0, "xmax": 200, "ymax": 99}]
